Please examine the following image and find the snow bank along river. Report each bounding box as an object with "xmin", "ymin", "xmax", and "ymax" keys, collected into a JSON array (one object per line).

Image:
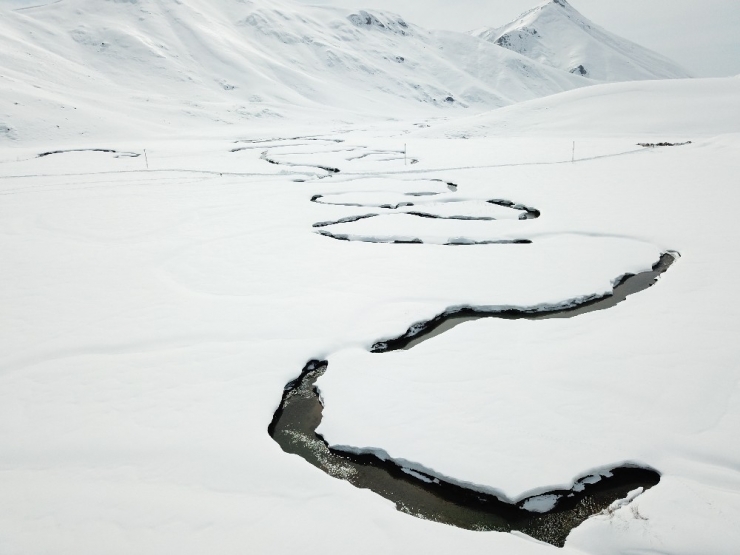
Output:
[{"xmin": 270, "ymin": 253, "xmax": 675, "ymax": 547}]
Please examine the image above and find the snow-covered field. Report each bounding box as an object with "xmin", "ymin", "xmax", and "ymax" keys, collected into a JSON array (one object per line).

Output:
[{"xmin": 1, "ymin": 0, "xmax": 739, "ymax": 553}]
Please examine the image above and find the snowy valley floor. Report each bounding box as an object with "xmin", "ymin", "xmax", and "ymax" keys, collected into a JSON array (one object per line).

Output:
[{"xmin": 0, "ymin": 114, "xmax": 739, "ymax": 554}]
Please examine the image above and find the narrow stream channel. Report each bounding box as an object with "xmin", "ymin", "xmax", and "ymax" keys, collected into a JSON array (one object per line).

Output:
[{"xmin": 269, "ymin": 253, "xmax": 675, "ymax": 547}]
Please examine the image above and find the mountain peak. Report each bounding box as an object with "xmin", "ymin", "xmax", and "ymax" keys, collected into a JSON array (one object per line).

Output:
[
  {"xmin": 471, "ymin": 0, "xmax": 690, "ymax": 82},
  {"xmin": 539, "ymin": 0, "xmax": 576, "ymax": 11}
]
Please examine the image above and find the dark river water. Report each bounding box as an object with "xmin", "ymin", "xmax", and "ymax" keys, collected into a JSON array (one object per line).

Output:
[{"xmin": 270, "ymin": 253, "xmax": 675, "ymax": 547}]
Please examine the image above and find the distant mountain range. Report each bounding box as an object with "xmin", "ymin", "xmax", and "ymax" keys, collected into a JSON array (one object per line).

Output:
[
  {"xmin": 471, "ymin": 0, "xmax": 690, "ymax": 82},
  {"xmin": 0, "ymin": 0, "xmax": 689, "ymax": 143}
]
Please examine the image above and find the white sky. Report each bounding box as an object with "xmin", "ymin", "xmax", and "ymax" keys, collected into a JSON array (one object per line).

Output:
[{"xmin": 301, "ymin": 0, "xmax": 740, "ymax": 77}]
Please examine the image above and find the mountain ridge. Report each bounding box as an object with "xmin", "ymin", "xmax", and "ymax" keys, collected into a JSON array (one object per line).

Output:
[
  {"xmin": 471, "ymin": 0, "xmax": 690, "ymax": 82},
  {"xmin": 0, "ymin": 0, "xmax": 591, "ymax": 143},
  {"xmin": 1, "ymin": 0, "xmax": 692, "ymax": 145}
]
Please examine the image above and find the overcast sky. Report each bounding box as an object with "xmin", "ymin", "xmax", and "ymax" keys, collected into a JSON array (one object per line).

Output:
[{"xmin": 301, "ymin": 0, "xmax": 740, "ymax": 77}]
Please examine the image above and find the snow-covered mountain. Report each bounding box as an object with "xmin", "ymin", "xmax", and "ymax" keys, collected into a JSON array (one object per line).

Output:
[
  {"xmin": 0, "ymin": 0, "xmax": 590, "ymax": 144},
  {"xmin": 471, "ymin": 0, "xmax": 690, "ymax": 82}
]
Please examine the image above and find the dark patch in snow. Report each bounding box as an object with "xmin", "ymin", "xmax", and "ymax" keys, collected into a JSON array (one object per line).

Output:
[
  {"xmin": 318, "ymin": 165, "xmax": 341, "ymax": 174},
  {"xmin": 487, "ymin": 199, "xmax": 541, "ymax": 220},
  {"xmin": 234, "ymin": 136, "xmax": 344, "ymax": 144},
  {"xmin": 373, "ymin": 253, "xmax": 677, "ymax": 352},
  {"xmin": 316, "ymin": 230, "xmax": 429, "ymax": 243},
  {"xmin": 638, "ymin": 141, "xmax": 692, "ymax": 148},
  {"xmin": 348, "ymin": 11, "xmax": 410, "ymax": 35},
  {"xmin": 313, "ymin": 214, "xmax": 378, "ymax": 228},
  {"xmin": 37, "ymin": 148, "xmax": 140, "ymax": 158},
  {"xmin": 569, "ymin": 64, "xmax": 588, "ymax": 76},
  {"xmin": 445, "ymin": 238, "xmax": 532, "ymax": 245},
  {"xmin": 311, "ymin": 181, "xmax": 538, "ymax": 239},
  {"xmin": 405, "ymin": 212, "xmax": 494, "ymax": 222},
  {"xmin": 260, "ymin": 151, "xmax": 340, "ymax": 174},
  {"xmin": 315, "ymin": 230, "xmax": 529, "ymax": 246},
  {"xmin": 379, "ymin": 202, "xmax": 414, "ymax": 209},
  {"xmin": 270, "ymin": 341, "xmax": 663, "ymax": 547},
  {"xmin": 430, "ymin": 178, "xmax": 458, "ymax": 191},
  {"xmin": 317, "ymin": 230, "xmax": 351, "ymax": 242}
]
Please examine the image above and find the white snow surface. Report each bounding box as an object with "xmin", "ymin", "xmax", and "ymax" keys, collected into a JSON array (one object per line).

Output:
[
  {"xmin": 2, "ymin": 107, "xmax": 737, "ymax": 553},
  {"xmin": 522, "ymin": 495, "xmax": 561, "ymax": 513},
  {"xmin": 471, "ymin": 0, "xmax": 691, "ymax": 82},
  {"xmin": 0, "ymin": 1, "xmax": 739, "ymax": 553},
  {"xmin": 427, "ymin": 76, "xmax": 740, "ymax": 138},
  {"xmin": 314, "ymin": 128, "xmax": 740, "ymax": 552}
]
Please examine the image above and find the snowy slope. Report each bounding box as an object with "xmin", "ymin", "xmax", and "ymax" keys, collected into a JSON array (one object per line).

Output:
[
  {"xmin": 471, "ymin": 0, "xmax": 690, "ymax": 82},
  {"xmin": 0, "ymin": 0, "xmax": 589, "ymax": 144},
  {"xmin": 426, "ymin": 76, "xmax": 740, "ymax": 138}
]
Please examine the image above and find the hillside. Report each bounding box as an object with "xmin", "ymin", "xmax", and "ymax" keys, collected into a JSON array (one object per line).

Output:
[
  {"xmin": 425, "ymin": 76, "xmax": 740, "ymax": 138},
  {"xmin": 0, "ymin": 0, "xmax": 589, "ymax": 144}
]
